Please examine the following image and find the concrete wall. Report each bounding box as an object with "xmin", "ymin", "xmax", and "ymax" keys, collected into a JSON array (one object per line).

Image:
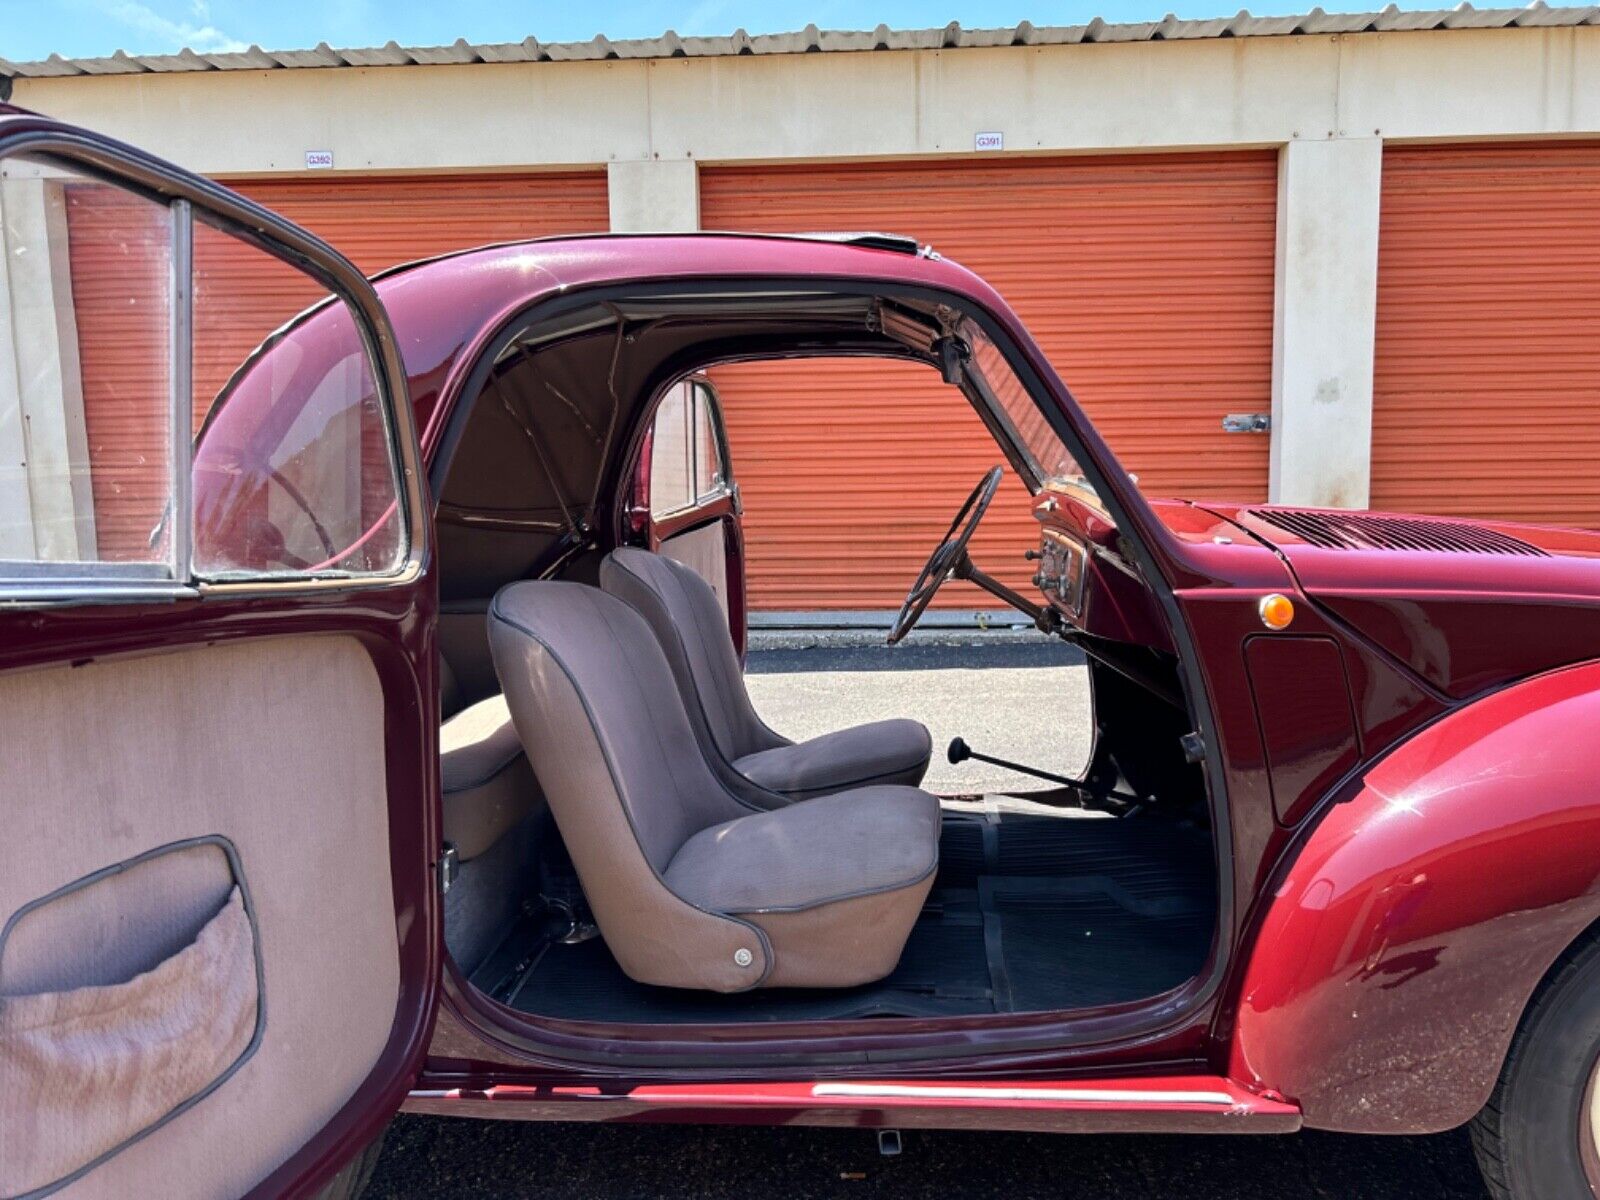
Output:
[{"xmin": 11, "ymin": 26, "xmax": 1600, "ymax": 508}]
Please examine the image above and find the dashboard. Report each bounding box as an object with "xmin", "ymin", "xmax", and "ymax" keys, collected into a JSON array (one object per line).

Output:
[
  {"xmin": 1034, "ymin": 529, "xmax": 1087, "ymax": 623},
  {"xmin": 1030, "ymin": 484, "xmax": 1175, "ymax": 653}
]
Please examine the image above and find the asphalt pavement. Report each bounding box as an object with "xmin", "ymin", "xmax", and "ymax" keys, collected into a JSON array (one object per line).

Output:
[
  {"xmin": 372, "ymin": 635, "xmax": 1493, "ymax": 1199},
  {"xmin": 368, "ymin": 1116, "xmax": 1489, "ymax": 1199}
]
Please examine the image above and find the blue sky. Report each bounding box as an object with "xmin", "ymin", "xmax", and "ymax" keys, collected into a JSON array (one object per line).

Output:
[{"xmin": 3, "ymin": 0, "xmax": 1446, "ymax": 61}]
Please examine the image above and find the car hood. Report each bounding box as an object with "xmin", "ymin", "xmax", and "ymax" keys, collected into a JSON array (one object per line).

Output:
[{"xmin": 1198, "ymin": 503, "xmax": 1600, "ymax": 699}]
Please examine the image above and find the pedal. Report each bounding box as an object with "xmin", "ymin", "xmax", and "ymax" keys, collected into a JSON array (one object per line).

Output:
[{"xmin": 539, "ymin": 893, "xmax": 598, "ymax": 944}]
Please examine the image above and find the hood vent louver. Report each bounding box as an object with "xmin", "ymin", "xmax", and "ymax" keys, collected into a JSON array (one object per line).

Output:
[{"xmin": 1245, "ymin": 509, "xmax": 1549, "ymax": 557}]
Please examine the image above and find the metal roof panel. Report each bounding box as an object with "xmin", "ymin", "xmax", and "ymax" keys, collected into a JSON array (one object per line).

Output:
[{"xmin": 5, "ymin": 7, "xmax": 1598, "ymax": 79}]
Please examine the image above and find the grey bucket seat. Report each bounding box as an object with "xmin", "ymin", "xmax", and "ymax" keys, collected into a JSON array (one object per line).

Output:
[
  {"xmin": 488, "ymin": 580, "xmax": 940, "ymax": 992},
  {"xmin": 599, "ymin": 548, "xmax": 932, "ymax": 807}
]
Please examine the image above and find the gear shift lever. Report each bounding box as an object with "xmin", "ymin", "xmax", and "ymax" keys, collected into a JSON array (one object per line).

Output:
[{"xmin": 947, "ymin": 737, "xmax": 1080, "ymax": 788}]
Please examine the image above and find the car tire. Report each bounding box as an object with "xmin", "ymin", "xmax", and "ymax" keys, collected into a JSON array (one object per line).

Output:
[
  {"xmin": 1471, "ymin": 930, "xmax": 1600, "ymax": 1200},
  {"xmin": 311, "ymin": 1125, "xmax": 388, "ymax": 1200}
]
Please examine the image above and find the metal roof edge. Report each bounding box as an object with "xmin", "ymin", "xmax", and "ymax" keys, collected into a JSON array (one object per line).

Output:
[{"xmin": 7, "ymin": 6, "xmax": 1600, "ymax": 79}]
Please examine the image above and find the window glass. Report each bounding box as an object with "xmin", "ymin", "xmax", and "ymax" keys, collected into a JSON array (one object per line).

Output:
[
  {"xmin": 648, "ymin": 380, "xmax": 694, "ymax": 518},
  {"xmin": 692, "ymin": 382, "xmax": 724, "ymax": 501},
  {"xmin": 962, "ymin": 319, "xmax": 1090, "ymax": 493},
  {"xmin": 191, "ymin": 218, "xmax": 404, "ymax": 578},
  {"xmin": 0, "ymin": 154, "xmax": 173, "ymax": 572}
]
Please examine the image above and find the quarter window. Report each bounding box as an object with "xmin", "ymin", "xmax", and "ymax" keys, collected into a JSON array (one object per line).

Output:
[
  {"xmin": 649, "ymin": 378, "xmax": 730, "ymax": 520},
  {"xmin": 190, "ymin": 220, "xmax": 404, "ymax": 579}
]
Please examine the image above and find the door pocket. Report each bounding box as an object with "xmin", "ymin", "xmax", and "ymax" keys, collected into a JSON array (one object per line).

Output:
[{"xmin": 0, "ymin": 837, "xmax": 265, "ymax": 1200}]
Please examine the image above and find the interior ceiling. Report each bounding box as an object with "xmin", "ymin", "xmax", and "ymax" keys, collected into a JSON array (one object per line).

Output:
[{"xmin": 434, "ymin": 292, "xmax": 941, "ymax": 601}]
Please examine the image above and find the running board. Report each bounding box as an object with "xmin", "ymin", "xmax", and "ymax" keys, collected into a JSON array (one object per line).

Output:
[{"xmin": 406, "ymin": 1075, "xmax": 1301, "ymax": 1135}]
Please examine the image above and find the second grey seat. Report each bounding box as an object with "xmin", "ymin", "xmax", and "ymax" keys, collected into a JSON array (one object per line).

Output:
[
  {"xmin": 488, "ymin": 581, "xmax": 940, "ymax": 992},
  {"xmin": 599, "ymin": 547, "xmax": 932, "ymax": 807}
]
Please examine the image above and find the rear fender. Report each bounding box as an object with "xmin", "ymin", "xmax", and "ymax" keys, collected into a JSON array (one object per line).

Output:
[{"xmin": 1229, "ymin": 660, "xmax": 1600, "ymax": 1132}]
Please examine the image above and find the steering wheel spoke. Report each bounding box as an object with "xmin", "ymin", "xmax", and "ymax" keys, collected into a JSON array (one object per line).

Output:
[{"xmin": 887, "ymin": 466, "xmax": 1004, "ymax": 645}]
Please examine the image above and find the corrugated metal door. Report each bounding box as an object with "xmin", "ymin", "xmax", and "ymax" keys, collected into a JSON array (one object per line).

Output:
[
  {"xmin": 701, "ymin": 153, "xmax": 1278, "ymax": 611},
  {"xmin": 1373, "ymin": 143, "xmax": 1600, "ymax": 526},
  {"xmin": 70, "ymin": 171, "xmax": 609, "ymax": 558}
]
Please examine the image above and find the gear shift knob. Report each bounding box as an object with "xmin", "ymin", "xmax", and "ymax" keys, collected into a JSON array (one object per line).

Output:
[{"xmin": 947, "ymin": 737, "xmax": 972, "ymax": 765}]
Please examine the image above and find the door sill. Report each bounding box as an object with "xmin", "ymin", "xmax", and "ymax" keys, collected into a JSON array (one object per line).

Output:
[{"xmin": 405, "ymin": 1075, "xmax": 1301, "ymax": 1135}]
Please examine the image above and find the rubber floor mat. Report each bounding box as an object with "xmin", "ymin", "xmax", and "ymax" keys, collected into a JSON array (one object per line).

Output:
[{"xmin": 489, "ymin": 812, "xmax": 1215, "ymax": 1024}]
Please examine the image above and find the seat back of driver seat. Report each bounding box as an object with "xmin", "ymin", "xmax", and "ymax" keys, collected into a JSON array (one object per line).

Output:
[
  {"xmin": 599, "ymin": 547, "xmax": 788, "ymax": 761},
  {"xmin": 487, "ymin": 580, "xmax": 775, "ymax": 992}
]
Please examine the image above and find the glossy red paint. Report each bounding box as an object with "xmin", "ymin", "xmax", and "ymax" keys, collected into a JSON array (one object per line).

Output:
[
  {"xmin": 1212, "ymin": 502, "xmax": 1600, "ymax": 699},
  {"xmin": 1243, "ymin": 635, "xmax": 1362, "ymax": 827},
  {"xmin": 1229, "ymin": 660, "xmax": 1600, "ymax": 1132},
  {"xmin": 402, "ymin": 1075, "xmax": 1300, "ymax": 1135}
]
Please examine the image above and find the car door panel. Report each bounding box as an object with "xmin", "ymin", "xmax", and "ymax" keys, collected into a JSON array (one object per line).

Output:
[
  {"xmin": 0, "ymin": 636, "xmax": 403, "ymax": 1200},
  {"xmin": 0, "ymin": 113, "xmax": 437, "ymax": 1199}
]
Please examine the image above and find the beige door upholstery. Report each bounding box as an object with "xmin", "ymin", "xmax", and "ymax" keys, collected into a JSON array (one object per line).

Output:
[
  {"xmin": 440, "ymin": 694, "xmax": 541, "ymax": 861},
  {"xmin": 598, "ymin": 548, "xmax": 932, "ymax": 804},
  {"xmin": 0, "ymin": 636, "xmax": 397, "ymax": 1200},
  {"xmin": 488, "ymin": 581, "xmax": 939, "ymax": 991}
]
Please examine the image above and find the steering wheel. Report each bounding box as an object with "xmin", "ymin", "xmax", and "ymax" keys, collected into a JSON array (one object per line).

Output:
[{"xmin": 888, "ymin": 465, "xmax": 1004, "ymax": 646}]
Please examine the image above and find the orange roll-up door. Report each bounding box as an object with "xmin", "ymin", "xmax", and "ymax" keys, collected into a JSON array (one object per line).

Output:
[
  {"xmin": 1373, "ymin": 143, "xmax": 1600, "ymax": 527},
  {"xmin": 70, "ymin": 171, "xmax": 608, "ymax": 559},
  {"xmin": 700, "ymin": 152, "xmax": 1278, "ymax": 611}
]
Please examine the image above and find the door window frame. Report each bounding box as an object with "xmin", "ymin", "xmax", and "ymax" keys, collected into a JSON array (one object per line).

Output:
[
  {"xmin": 647, "ymin": 374, "xmax": 737, "ymax": 522},
  {"xmin": 0, "ymin": 124, "xmax": 426, "ymax": 606}
]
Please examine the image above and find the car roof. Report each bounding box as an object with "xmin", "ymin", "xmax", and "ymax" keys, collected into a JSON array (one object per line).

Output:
[
  {"xmin": 371, "ymin": 230, "xmax": 1011, "ymax": 358},
  {"xmin": 367, "ymin": 231, "xmax": 1020, "ymax": 439}
]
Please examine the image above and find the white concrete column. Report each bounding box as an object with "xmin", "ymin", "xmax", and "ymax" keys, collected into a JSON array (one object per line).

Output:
[
  {"xmin": 607, "ymin": 159, "xmax": 700, "ymax": 232},
  {"xmin": 1269, "ymin": 137, "xmax": 1383, "ymax": 509}
]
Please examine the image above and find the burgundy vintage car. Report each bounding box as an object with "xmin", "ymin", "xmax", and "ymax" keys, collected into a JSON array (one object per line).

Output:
[{"xmin": 3, "ymin": 112, "xmax": 1599, "ymax": 1200}]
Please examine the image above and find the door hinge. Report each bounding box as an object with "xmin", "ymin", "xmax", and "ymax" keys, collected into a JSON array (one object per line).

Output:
[
  {"xmin": 437, "ymin": 843, "xmax": 460, "ymax": 895},
  {"xmin": 1179, "ymin": 731, "xmax": 1207, "ymax": 764}
]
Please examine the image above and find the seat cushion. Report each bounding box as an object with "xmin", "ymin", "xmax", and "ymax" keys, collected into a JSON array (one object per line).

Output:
[
  {"xmin": 440, "ymin": 694, "xmax": 540, "ymax": 861},
  {"xmin": 733, "ymin": 718, "xmax": 933, "ymax": 800},
  {"xmin": 663, "ymin": 786, "xmax": 940, "ymax": 989}
]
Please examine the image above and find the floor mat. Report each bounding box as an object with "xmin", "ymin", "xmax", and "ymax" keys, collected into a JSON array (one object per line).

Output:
[{"xmin": 483, "ymin": 812, "xmax": 1215, "ymax": 1024}]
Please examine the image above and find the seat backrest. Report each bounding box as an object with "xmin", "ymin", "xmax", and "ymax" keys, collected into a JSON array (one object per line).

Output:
[
  {"xmin": 487, "ymin": 580, "xmax": 771, "ymax": 991},
  {"xmin": 600, "ymin": 548, "xmax": 786, "ymax": 763}
]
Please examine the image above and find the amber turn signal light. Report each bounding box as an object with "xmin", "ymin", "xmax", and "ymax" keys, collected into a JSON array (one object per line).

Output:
[{"xmin": 1258, "ymin": 593, "xmax": 1295, "ymax": 630}]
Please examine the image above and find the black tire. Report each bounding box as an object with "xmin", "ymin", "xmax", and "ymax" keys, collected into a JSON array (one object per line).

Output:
[
  {"xmin": 1471, "ymin": 931, "xmax": 1600, "ymax": 1199},
  {"xmin": 311, "ymin": 1125, "xmax": 388, "ymax": 1200}
]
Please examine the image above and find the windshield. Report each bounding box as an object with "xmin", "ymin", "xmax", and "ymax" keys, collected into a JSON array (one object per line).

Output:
[{"xmin": 961, "ymin": 319, "xmax": 1092, "ymax": 495}]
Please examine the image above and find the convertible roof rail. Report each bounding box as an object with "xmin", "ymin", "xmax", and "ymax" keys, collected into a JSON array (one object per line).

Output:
[
  {"xmin": 367, "ymin": 229, "xmax": 937, "ymax": 285},
  {"xmin": 796, "ymin": 231, "xmax": 927, "ymax": 255}
]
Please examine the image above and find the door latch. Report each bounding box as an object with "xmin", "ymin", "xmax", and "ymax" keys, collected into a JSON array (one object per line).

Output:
[
  {"xmin": 437, "ymin": 843, "xmax": 460, "ymax": 895},
  {"xmin": 1222, "ymin": 413, "xmax": 1271, "ymax": 433}
]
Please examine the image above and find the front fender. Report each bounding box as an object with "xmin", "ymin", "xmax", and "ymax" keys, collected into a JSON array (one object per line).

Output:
[{"xmin": 1229, "ymin": 660, "xmax": 1600, "ymax": 1133}]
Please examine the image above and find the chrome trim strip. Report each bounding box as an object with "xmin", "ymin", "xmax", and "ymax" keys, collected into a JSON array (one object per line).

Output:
[
  {"xmin": 169, "ymin": 198, "xmax": 193, "ymax": 584},
  {"xmin": 0, "ymin": 582, "xmax": 198, "ymax": 606},
  {"xmin": 809, "ymin": 1083, "xmax": 1240, "ymax": 1106}
]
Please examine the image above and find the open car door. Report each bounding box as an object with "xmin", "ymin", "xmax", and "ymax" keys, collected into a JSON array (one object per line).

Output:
[
  {"xmin": 629, "ymin": 373, "xmax": 748, "ymax": 655},
  {"xmin": 0, "ymin": 112, "xmax": 437, "ymax": 1199}
]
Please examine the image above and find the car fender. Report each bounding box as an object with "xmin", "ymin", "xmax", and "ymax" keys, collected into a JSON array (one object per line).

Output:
[{"xmin": 1229, "ymin": 659, "xmax": 1600, "ymax": 1133}]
